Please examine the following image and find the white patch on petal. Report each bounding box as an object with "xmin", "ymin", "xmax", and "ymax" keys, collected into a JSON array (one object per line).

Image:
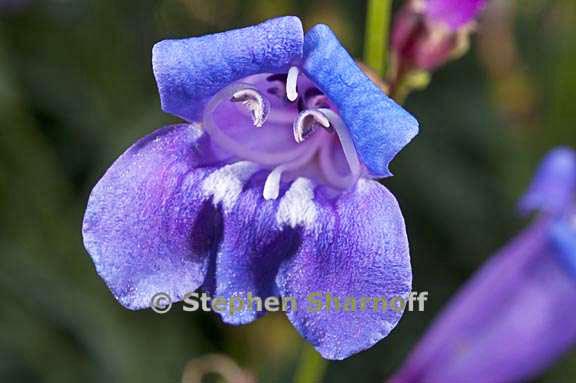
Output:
[
  {"xmin": 202, "ymin": 161, "xmax": 259, "ymax": 212},
  {"xmin": 355, "ymin": 178, "xmax": 370, "ymax": 193},
  {"xmin": 276, "ymin": 178, "xmax": 317, "ymax": 229},
  {"xmin": 189, "ymin": 122, "xmax": 203, "ymax": 131}
]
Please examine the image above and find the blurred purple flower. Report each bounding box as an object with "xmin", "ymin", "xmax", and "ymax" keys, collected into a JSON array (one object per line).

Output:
[
  {"xmin": 82, "ymin": 17, "xmax": 419, "ymax": 360},
  {"xmin": 519, "ymin": 147, "xmax": 576, "ymax": 216},
  {"xmin": 391, "ymin": 147, "xmax": 576, "ymax": 383},
  {"xmin": 391, "ymin": 0, "xmax": 487, "ymax": 71}
]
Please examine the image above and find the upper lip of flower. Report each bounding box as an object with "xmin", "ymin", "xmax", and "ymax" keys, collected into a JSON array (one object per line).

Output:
[{"xmin": 152, "ymin": 16, "xmax": 419, "ymax": 181}]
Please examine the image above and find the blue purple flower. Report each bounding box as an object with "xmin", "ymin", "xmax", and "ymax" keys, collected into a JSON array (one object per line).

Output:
[
  {"xmin": 391, "ymin": 147, "xmax": 576, "ymax": 382},
  {"xmin": 82, "ymin": 17, "xmax": 418, "ymax": 360}
]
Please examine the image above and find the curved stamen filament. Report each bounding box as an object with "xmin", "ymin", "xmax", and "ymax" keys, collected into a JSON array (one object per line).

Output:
[
  {"xmin": 204, "ymin": 83, "xmax": 311, "ymax": 166},
  {"xmin": 319, "ymin": 140, "xmax": 357, "ymax": 189},
  {"xmin": 286, "ymin": 66, "xmax": 299, "ymax": 102},
  {"xmin": 318, "ymin": 108, "xmax": 362, "ymax": 185},
  {"xmin": 231, "ymin": 88, "xmax": 270, "ymax": 128},
  {"xmin": 293, "ymin": 109, "xmax": 332, "ymax": 144}
]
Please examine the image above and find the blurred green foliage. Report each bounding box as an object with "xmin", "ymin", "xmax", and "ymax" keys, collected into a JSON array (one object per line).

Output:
[{"xmin": 0, "ymin": 1, "xmax": 575, "ymax": 382}]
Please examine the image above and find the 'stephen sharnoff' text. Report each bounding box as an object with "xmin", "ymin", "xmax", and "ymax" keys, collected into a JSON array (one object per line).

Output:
[{"xmin": 177, "ymin": 291, "xmax": 429, "ymax": 314}]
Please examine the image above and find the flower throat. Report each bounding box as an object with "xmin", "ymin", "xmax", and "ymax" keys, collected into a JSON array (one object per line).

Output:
[{"xmin": 203, "ymin": 66, "xmax": 362, "ymax": 200}]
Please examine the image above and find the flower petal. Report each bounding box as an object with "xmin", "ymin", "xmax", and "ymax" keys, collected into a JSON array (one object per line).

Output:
[
  {"xmin": 276, "ymin": 179, "xmax": 412, "ymax": 360},
  {"xmin": 519, "ymin": 147, "xmax": 576, "ymax": 215},
  {"xmin": 426, "ymin": 0, "xmax": 486, "ymax": 31},
  {"xmin": 153, "ymin": 16, "xmax": 304, "ymax": 122},
  {"xmin": 211, "ymin": 180, "xmax": 301, "ymax": 324},
  {"xmin": 302, "ymin": 24, "xmax": 419, "ymax": 177},
  {"xmin": 551, "ymin": 218, "xmax": 576, "ymax": 280},
  {"xmin": 392, "ymin": 219, "xmax": 576, "ymax": 383},
  {"xmin": 82, "ymin": 124, "xmax": 222, "ymax": 310}
]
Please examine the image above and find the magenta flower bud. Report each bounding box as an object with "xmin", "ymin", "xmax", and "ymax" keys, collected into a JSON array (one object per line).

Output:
[{"xmin": 391, "ymin": 0, "xmax": 487, "ymax": 72}]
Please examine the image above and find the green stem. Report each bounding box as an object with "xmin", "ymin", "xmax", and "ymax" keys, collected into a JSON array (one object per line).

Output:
[
  {"xmin": 293, "ymin": 343, "xmax": 328, "ymax": 383},
  {"xmin": 364, "ymin": 0, "xmax": 393, "ymax": 77}
]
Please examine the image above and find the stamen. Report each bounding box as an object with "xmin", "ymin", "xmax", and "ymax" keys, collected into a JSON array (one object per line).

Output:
[
  {"xmin": 203, "ymin": 77, "xmax": 363, "ymax": 196},
  {"xmin": 293, "ymin": 109, "xmax": 332, "ymax": 144},
  {"xmin": 263, "ymin": 166, "xmax": 284, "ymax": 200},
  {"xmin": 204, "ymin": 83, "xmax": 310, "ymax": 166},
  {"xmin": 318, "ymin": 108, "xmax": 362, "ymax": 182},
  {"xmin": 231, "ymin": 88, "xmax": 270, "ymax": 128},
  {"xmin": 263, "ymin": 133, "xmax": 323, "ymax": 200},
  {"xmin": 286, "ymin": 66, "xmax": 299, "ymax": 102}
]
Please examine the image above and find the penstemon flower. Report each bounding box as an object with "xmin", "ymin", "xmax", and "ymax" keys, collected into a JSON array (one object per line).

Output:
[
  {"xmin": 391, "ymin": 0, "xmax": 487, "ymax": 72},
  {"xmin": 82, "ymin": 16, "xmax": 418, "ymax": 360},
  {"xmin": 391, "ymin": 147, "xmax": 576, "ymax": 382}
]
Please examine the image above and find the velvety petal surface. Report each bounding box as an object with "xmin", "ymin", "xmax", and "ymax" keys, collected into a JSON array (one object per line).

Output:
[
  {"xmin": 83, "ymin": 124, "xmax": 222, "ymax": 309},
  {"xmin": 303, "ymin": 24, "xmax": 419, "ymax": 177},
  {"xmin": 276, "ymin": 179, "xmax": 412, "ymax": 360},
  {"xmin": 210, "ymin": 178, "xmax": 301, "ymax": 324},
  {"xmin": 519, "ymin": 147, "xmax": 576, "ymax": 215},
  {"xmin": 153, "ymin": 16, "xmax": 303, "ymax": 122},
  {"xmin": 426, "ymin": 0, "xmax": 486, "ymax": 30},
  {"xmin": 392, "ymin": 219, "xmax": 576, "ymax": 383}
]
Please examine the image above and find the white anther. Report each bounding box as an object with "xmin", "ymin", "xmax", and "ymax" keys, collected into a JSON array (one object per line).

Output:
[
  {"xmin": 286, "ymin": 66, "xmax": 299, "ymax": 102},
  {"xmin": 231, "ymin": 88, "xmax": 270, "ymax": 128},
  {"xmin": 262, "ymin": 133, "xmax": 323, "ymax": 201},
  {"xmin": 263, "ymin": 166, "xmax": 284, "ymax": 200},
  {"xmin": 293, "ymin": 109, "xmax": 332, "ymax": 144}
]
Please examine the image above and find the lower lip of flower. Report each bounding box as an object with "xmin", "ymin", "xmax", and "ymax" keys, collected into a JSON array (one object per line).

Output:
[{"xmin": 202, "ymin": 67, "xmax": 363, "ymax": 200}]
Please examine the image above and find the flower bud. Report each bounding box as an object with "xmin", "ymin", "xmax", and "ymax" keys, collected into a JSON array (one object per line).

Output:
[{"xmin": 391, "ymin": 0, "xmax": 486, "ymax": 72}]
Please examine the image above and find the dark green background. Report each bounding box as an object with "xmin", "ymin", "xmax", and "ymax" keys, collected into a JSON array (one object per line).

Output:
[{"xmin": 1, "ymin": 0, "xmax": 575, "ymax": 382}]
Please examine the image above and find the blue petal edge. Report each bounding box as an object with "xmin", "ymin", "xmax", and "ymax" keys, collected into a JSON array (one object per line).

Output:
[
  {"xmin": 302, "ymin": 24, "xmax": 419, "ymax": 177},
  {"xmin": 82, "ymin": 124, "xmax": 218, "ymax": 310},
  {"xmin": 276, "ymin": 180, "xmax": 412, "ymax": 359},
  {"xmin": 519, "ymin": 147, "xmax": 576, "ymax": 215},
  {"xmin": 551, "ymin": 219, "xmax": 576, "ymax": 281},
  {"xmin": 153, "ymin": 16, "xmax": 304, "ymax": 122}
]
